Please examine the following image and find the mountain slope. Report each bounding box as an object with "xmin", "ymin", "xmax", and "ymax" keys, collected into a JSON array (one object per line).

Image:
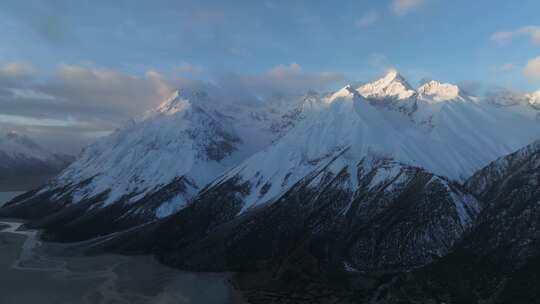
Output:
[
  {"xmin": 357, "ymin": 70, "xmax": 417, "ymax": 115},
  {"xmin": 2, "ymin": 71, "xmax": 539, "ymax": 245},
  {"xmin": 135, "ymin": 81, "xmax": 501, "ymax": 270},
  {"xmin": 0, "ymin": 131, "xmax": 73, "ymax": 191},
  {"xmin": 3, "ymin": 71, "xmax": 540, "ymax": 303},
  {"xmin": 378, "ymin": 140, "xmax": 540, "ymax": 304},
  {"xmin": 93, "ymin": 76, "xmax": 540, "ymax": 302},
  {"xmin": 0, "ymin": 89, "xmax": 317, "ymax": 240},
  {"xmin": 203, "ymin": 77, "xmax": 539, "ymax": 216},
  {"xmin": 144, "ymin": 156, "xmax": 479, "ymax": 273}
]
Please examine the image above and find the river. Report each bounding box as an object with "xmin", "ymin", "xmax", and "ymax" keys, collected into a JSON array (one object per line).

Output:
[{"xmin": 0, "ymin": 193, "xmax": 239, "ymax": 304}]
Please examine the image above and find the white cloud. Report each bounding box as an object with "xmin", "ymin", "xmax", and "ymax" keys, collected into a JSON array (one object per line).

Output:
[
  {"xmin": 9, "ymin": 88, "xmax": 56, "ymax": 100},
  {"xmin": 524, "ymin": 55, "xmax": 540, "ymax": 81},
  {"xmin": 0, "ymin": 62, "xmax": 37, "ymax": 79},
  {"xmin": 0, "ymin": 61, "xmax": 345, "ymax": 152},
  {"xmin": 490, "ymin": 31, "xmax": 514, "ymax": 45},
  {"xmin": 0, "ymin": 63, "xmax": 185, "ymax": 153},
  {"xmin": 491, "ymin": 25, "xmax": 540, "ymax": 45},
  {"xmin": 355, "ymin": 11, "xmax": 379, "ymax": 28},
  {"xmin": 521, "ymin": 26, "xmax": 540, "ymax": 44},
  {"xmin": 242, "ymin": 63, "xmax": 344, "ymax": 95},
  {"xmin": 391, "ymin": 0, "xmax": 425, "ymax": 16},
  {"xmin": 269, "ymin": 63, "xmax": 302, "ymax": 77},
  {"xmin": 51, "ymin": 64, "xmax": 174, "ymax": 115}
]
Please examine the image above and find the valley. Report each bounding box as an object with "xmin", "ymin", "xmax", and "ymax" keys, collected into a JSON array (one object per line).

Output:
[
  {"xmin": 2, "ymin": 71, "xmax": 540, "ymax": 304},
  {"xmin": 0, "ymin": 216, "xmax": 239, "ymax": 304},
  {"xmin": 2, "ymin": 2, "xmax": 540, "ymax": 303}
]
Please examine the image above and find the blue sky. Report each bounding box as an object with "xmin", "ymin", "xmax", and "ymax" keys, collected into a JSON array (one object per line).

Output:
[
  {"xmin": 0, "ymin": 0, "xmax": 539, "ymax": 152},
  {"xmin": 1, "ymin": 0, "xmax": 539, "ymax": 88}
]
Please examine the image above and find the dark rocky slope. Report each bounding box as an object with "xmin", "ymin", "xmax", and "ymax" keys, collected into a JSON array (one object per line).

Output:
[{"xmin": 377, "ymin": 140, "xmax": 540, "ymax": 304}]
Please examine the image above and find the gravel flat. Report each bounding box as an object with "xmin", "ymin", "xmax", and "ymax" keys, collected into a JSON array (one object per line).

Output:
[{"xmin": 0, "ymin": 219, "xmax": 237, "ymax": 304}]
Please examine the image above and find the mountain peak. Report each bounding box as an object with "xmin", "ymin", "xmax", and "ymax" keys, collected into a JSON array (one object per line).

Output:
[
  {"xmin": 357, "ymin": 70, "xmax": 415, "ymax": 100},
  {"xmin": 3, "ymin": 131, "xmax": 41, "ymax": 150},
  {"xmin": 417, "ymin": 80, "xmax": 461, "ymax": 102},
  {"xmin": 0, "ymin": 130, "xmax": 64, "ymax": 164},
  {"xmin": 6, "ymin": 130, "xmax": 21, "ymax": 140},
  {"xmin": 328, "ymin": 85, "xmax": 360, "ymax": 102},
  {"xmin": 169, "ymin": 89, "xmax": 181, "ymax": 100},
  {"xmin": 383, "ymin": 69, "xmax": 403, "ymax": 81},
  {"xmin": 155, "ymin": 89, "xmax": 185, "ymax": 114},
  {"xmin": 378, "ymin": 69, "xmax": 411, "ymax": 88},
  {"xmin": 485, "ymin": 88, "xmax": 528, "ymax": 107},
  {"xmin": 154, "ymin": 89, "xmax": 211, "ymax": 116}
]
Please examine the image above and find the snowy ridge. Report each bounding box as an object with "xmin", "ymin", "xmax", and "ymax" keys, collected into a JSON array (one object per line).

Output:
[
  {"xmin": 51, "ymin": 90, "xmax": 242, "ymax": 213},
  {"xmin": 4, "ymin": 70, "xmax": 540, "ymax": 239},
  {"xmin": 466, "ymin": 139, "xmax": 540, "ymax": 196},
  {"xmin": 356, "ymin": 70, "xmax": 417, "ymax": 115},
  {"xmin": 32, "ymin": 89, "xmax": 318, "ymax": 218},
  {"xmin": 49, "ymin": 71, "xmax": 538, "ymax": 218},
  {"xmin": 0, "ymin": 131, "xmax": 73, "ymax": 191},
  {"xmin": 209, "ymin": 73, "xmax": 540, "ymax": 212},
  {"xmin": 485, "ymin": 87, "xmax": 531, "ymax": 107},
  {"xmin": 0, "ymin": 131, "xmax": 70, "ymax": 169},
  {"xmin": 0, "ymin": 131, "xmax": 54, "ymax": 163},
  {"xmin": 417, "ymin": 80, "xmax": 461, "ymax": 103},
  {"xmin": 358, "ymin": 69, "xmax": 416, "ymax": 100},
  {"xmin": 150, "ymin": 141, "xmax": 482, "ymax": 273},
  {"xmin": 481, "ymin": 87, "xmax": 540, "ymax": 126}
]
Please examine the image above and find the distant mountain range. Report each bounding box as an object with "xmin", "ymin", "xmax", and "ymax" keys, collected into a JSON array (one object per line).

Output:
[
  {"xmin": 0, "ymin": 131, "xmax": 73, "ymax": 191},
  {"xmin": 2, "ymin": 70, "xmax": 540, "ymax": 303}
]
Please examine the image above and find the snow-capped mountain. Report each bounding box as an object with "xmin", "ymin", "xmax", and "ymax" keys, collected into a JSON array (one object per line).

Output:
[
  {"xmin": 4, "ymin": 70, "xmax": 540, "ymax": 304},
  {"xmin": 0, "ymin": 88, "xmax": 317, "ymax": 240},
  {"xmin": 2, "ymin": 70, "xmax": 540, "ymax": 244},
  {"xmin": 113, "ymin": 74, "xmax": 537, "ymax": 271},
  {"xmin": 1, "ymin": 69, "xmax": 537, "ymax": 304},
  {"xmin": 484, "ymin": 86, "xmax": 540, "ymax": 110},
  {"xmin": 203, "ymin": 74, "xmax": 540, "ymax": 215},
  {"xmin": 82, "ymin": 72, "xmax": 540, "ymax": 274},
  {"xmin": 357, "ymin": 69, "xmax": 417, "ymax": 114},
  {"xmin": 416, "ymin": 80, "xmax": 461, "ymax": 101},
  {"xmin": 485, "ymin": 87, "xmax": 529, "ymax": 107},
  {"xmin": 0, "ymin": 131, "xmax": 70, "ymax": 168},
  {"xmin": 0, "ymin": 131, "xmax": 73, "ymax": 191},
  {"xmin": 358, "ymin": 70, "xmax": 416, "ymax": 100},
  {"xmin": 57, "ymin": 89, "xmax": 244, "ymax": 216}
]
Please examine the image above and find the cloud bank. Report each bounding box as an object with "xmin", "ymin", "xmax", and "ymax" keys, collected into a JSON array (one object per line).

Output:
[
  {"xmin": 0, "ymin": 62, "xmax": 344, "ymax": 154},
  {"xmin": 524, "ymin": 55, "xmax": 540, "ymax": 81},
  {"xmin": 491, "ymin": 25, "xmax": 540, "ymax": 45}
]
